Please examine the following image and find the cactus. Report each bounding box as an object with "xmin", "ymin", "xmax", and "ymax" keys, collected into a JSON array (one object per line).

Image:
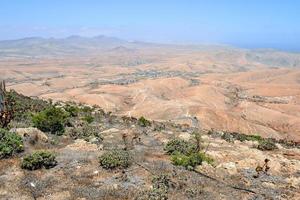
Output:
[
  {"xmin": 0, "ymin": 80, "xmax": 14, "ymax": 128},
  {"xmin": 0, "ymin": 80, "xmax": 5, "ymax": 111}
]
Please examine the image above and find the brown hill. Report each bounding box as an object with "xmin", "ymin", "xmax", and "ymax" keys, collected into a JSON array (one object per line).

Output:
[{"xmin": 1, "ymin": 37, "xmax": 300, "ymax": 141}]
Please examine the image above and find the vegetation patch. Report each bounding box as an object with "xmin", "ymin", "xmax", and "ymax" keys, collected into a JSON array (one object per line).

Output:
[
  {"xmin": 277, "ymin": 139, "xmax": 300, "ymax": 149},
  {"xmin": 138, "ymin": 116, "xmax": 151, "ymax": 127},
  {"xmin": 21, "ymin": 151, "xmax": 57, "ymax": 170},
  {"xmin": 220, "ymin": 131, "xmax": 264, "ymax": 143},
  {"xmin": 257, "ymin": 139, "xmax": 278, "ymax": 151},
  {"xmin": 171, "ymin": 152, "xmax": 214, "ymax": 170},
  {"xmin": 185, "ymin": 187, "xmax": 203, "ymax": 198},
  {"xmin": 164, "ymin": 138, "xmax": 196, "ymax": 155},
  {"xmin": 164, "ymin": 137, "xmax": 213, "ymax": 169},
  {"xmin": 81, "ymin": 106, "xmax": 94, "ymax": 113},
  {"xmin": 152, "ymin": 174, "xmax": 170, "ymax": 192},
  {"xmin": 99, "ymin": 149, "xmax": 132, "ymax": 169},
  {"xmin": 82, "ymin": 115, "xmax": 94, "ymax": 124},
  {"xmin": 0, "ymin": 128, "xmax": 24, "ymax": 158},
  {"xmin": 136, "ymin": 174, "xmax": 170, "ymax": 200},
  {"xmin": 68, "ymin": 123, "xmax": 103, "ymax": 142},
  {"xmin": 218, "ymin": 131, "xmax": 280, "ymax": 151},
  {"xmin": 232, "ymin": 132, "xmax": 263, "ymax": 142},
  {"xmin": 32, "ymin": 106, "xmax": 69, "ymax": 135},
  {"xmin": 7, "ymin": 90, "xmax": 50, "ymax": 121},
  {"xmin": 63, "ymin": 104, "xmax": 80, "ymax": 117}
]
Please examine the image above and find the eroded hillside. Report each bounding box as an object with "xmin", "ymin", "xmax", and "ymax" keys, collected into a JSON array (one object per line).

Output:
[{"xmin": 1, "ymin": 44, "xmax": 300, "ymax": 141}]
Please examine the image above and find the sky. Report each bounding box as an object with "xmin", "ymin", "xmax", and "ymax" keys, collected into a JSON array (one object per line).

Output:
[{"xmin": 0, "ymin": 0, "xmax": 299, "ymax": 51}]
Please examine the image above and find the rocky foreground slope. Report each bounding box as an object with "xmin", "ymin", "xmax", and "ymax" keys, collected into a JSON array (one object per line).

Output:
[{"xmin": 0, "ymin": 91, "xmax": 300, "ymax": 200}]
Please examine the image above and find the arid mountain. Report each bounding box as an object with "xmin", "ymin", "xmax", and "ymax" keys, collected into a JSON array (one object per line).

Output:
[
  {"xmin": 0, "ymin": 35, "xmax": 137, "ymax": 57},
  {"xmin": 1, "ymin": 36, "xmax": 300, "ymax": 141},
  {"xmin": 1, "ymin": 36, "xmax": 300, "ymax": 68}
]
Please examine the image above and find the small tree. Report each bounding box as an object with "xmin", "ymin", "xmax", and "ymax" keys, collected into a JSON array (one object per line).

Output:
[
  {"xmin": 32, "ymin": 106, "xmax": 68, "ymax": 134},
  {"xmin": 193, "ymin": 131, "xmax": 203, "ymax": 152}
]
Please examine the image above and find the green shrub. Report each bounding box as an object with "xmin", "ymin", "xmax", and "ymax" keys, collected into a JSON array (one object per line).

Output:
[
  {"xmin": 233, "ymin": 133, "xmax": 263, "ymax": 142},
  {"xmin": 192, "ymin": 131, "xmax": 203, "ymax": 151},
  {"xmin": 221, "ymin": 132, "xmax": 280, "ymax": 151},
  {"xmin": 21, "ymin": 151, "xmax": 57, "ymax": 170},
  {"xmin": 99, "ymin": 149, "xmax": 132, "ymax": 169},
  {"xmin": 1, "ymin": 90, "xmax": 51, "ymax": 128},
  {"xmin": 64, "ymin": 104, "xmax": 80, "ymax": 117},
  {"xmin": 258, "ymin": 139, "xmax": 278, "ymax": 151},
  {"xmin": 245, "ymin": 134, "xmax": 263, "ymax": 142},
  {"xmin": 32, "ymin": 106, "xmax": 68, "ymax": 134},
  {"xmin": 83, "ymin": 115, "xmax": 94, "ymax": 124},
  {"xmin": 221, "ymin": 132, "xmax": 235, "ymax": 143},
  {"xmin": 222, "ymin": 132, "xmax": 264, "ymax": 143},
  {"xmin": 171, "ymin": 152, "xmax": 214, "ymax": 169},
  {"xmin": 136, "ymin": 189, "xmax": 168, "ymax": 200},
  {"xmin": 136, "ymin": 174, "xmax": 170, "ymax": 200},
  {"xmin": 68, "ymin": 124, "xmax": 103, "ymax": 142},
  {"xmin": 0, "ymin": 129, "xmax": 24, "ymax": 158},
  {"xmin": 138, "ymin": 116, "xmax": 151, "ymax": 127},
  {"xmin": 164, "ymin": 138, "xmax": 213, "ymax": 169},
  {"xmin": 6, "ymin": 90, "xmax": 49, "ymax": 121},
  {"xmin": 164, "ymin": 139, "xmax": 196, "ymax": 155},
  {"xmin": 185, "ymin": 187, "xmax": 203, "ymax": 198},
  {"xmin": 152, "ymin": 174, "xmax": 170, "ymax": 192},
  {"xmin": 81, "ymin": 106, "xmax": 93, "ymax": 113},
  {"xmin": 8, "ymin": 113, "xmax": 33, "ymax": 129}
]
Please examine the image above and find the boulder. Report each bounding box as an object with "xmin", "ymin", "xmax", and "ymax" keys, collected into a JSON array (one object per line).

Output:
[
  {"xmin": 195, "ymin": 161, "xmax": 215, "ymax": 175},
  {"xmin": 11, "ymin": 127, "xmax": 48, "ymax": 143},
  {"xmin": 65, "ymin": 139, "xmax": 98, "ymax": 152},
  {"xmin": 38, "ymin": 191, "xmax": 71, "ymax": 200},
  {"xmin": 178, "ymin": 132, "xmax": 192, "ymax": 141},
  {"xmin": 216, "ymin": 162, "xmax": 238, "ymax": 175},
  {"xmin": 285, "ymin": 177, "xmax": 300, "ymax": 189}
]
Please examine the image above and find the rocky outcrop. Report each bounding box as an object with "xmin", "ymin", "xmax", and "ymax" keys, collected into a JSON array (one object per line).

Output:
[{"xmin": 11, "ymin": 127, "xmax": 48, "ymax": 143}]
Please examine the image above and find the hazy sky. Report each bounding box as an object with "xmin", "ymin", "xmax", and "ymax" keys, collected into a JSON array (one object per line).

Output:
[{"xmin": 1, "ymin": 0, "xmax": 299, "ymax": 50}]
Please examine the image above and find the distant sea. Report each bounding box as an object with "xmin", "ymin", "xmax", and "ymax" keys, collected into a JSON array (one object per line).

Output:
[{"xmin": 234, "ymin": 43, "xmax": 300, "ymax": 53}]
